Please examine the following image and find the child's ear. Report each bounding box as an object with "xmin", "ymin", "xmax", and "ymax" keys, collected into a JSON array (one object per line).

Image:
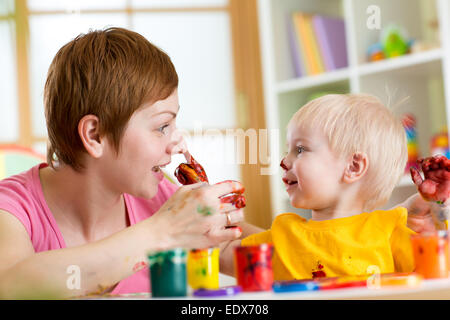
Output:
[
  {"xmin": 78, "ymin": 114, "xmax": 104, "ymax": 159},
  {"xmin": 343, "ymin": 152, "xmax": 369, "ymax": 183}
]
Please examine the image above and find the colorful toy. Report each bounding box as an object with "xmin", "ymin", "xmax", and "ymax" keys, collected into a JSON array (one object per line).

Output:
[
  {"xmin": 367, "ymin": 43, "xmax": 385, "ymax": 62},
  {"xmin": 402, "ymin": 114, "xmax": 420, "ymax": 173},
  {"xmin": 234, "ymin": 243, "xmax": 274, "ymax": 292},
  {"xmin": 367, "ymin": 24, "xmax": 413, "ymax": 62},
  {"xmin": 187, "ymin": 248, "xmax": 220, "ymax": 290},
  {"xmin": 411, "ymin": 231, "xmax": 449, "ymax": 279},
  {"xmin": 381, "ymin": 24, "xmax": 409, "ymax": 58},
  {"xmin": 430, "ymin": 128, "xmax": 450, "ymax": 159},
  {"xmin": 148, "ymin": 248, "xmax": 187, "ymax": 297}
]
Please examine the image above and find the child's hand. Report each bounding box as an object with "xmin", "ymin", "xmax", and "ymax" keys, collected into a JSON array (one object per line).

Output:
[{"xmin": 410, "ymin": 155, "xmax": 450, "ymax": 205}]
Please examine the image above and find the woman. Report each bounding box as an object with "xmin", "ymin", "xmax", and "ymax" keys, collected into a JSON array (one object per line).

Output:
[{"xmin": 0, "ymin": 27, "xmax": 261, "ymax": 299}]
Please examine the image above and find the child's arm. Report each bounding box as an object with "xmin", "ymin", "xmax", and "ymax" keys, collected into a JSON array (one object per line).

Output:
[
  {"xmin": 219, "ymin": 221, "xmax": 265, "ymax": 276},
  {"xmin": 400, "ymin": 194, "xmax": 449, "ymax": 232},
  {"xmin": 236, "ymin": 221, "xmax": 265, "ymax": 237},
  {"xmin": 219, "ymin": 239, "xmax": 241, "ymax": 276}
]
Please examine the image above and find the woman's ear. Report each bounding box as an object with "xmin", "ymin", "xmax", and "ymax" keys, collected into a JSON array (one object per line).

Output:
[
  {"xmin": 343, "ymin": 152, "xmax": 369, "ymax": 183},
  {"xmin": 78, "ymin": 115, "xmax": 104, "ymax": 159}
]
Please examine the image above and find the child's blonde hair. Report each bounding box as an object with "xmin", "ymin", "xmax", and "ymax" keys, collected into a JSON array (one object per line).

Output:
[{"xmin": 288, "ymin": 93, "xmax": 407, "ymax": 211}]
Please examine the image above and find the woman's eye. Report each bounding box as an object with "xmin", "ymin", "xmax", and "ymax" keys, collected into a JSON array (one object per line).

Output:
[{"xmin": 158, "ymin": 124, "xmax": 169, "ymax": 134}]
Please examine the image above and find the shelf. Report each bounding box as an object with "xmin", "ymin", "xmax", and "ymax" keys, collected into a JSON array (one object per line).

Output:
[
  {"xmin": 276, "ymin": 68, "xmax": 350, "ymax": 93},
  {"xmin": 274, "ymin": 49, "xmax": 442, "ymax": 94},
  {"xmin": 357, "ymin": 49, "xmax": 443, "ymax": 76}
]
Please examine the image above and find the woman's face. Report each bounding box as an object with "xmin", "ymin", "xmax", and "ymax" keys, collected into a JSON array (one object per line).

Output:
[{"xmin": 101, "ymin": 89, "xmax": 182, "ymax": 198}]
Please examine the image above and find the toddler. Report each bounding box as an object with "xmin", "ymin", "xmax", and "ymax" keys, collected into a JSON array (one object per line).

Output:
[{"xmin": 222, "ymin": 93, "xmax": 417, "ymax": 280}]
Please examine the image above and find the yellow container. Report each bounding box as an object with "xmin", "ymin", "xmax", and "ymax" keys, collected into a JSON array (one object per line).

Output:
[{"xmin": 187, "ymin": 248, "xmax": 220, "ymax": 290}]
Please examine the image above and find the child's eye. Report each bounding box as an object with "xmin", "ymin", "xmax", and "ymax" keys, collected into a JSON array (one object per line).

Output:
[{"xmin": 296, "ymin": 146, "xmax": 305, "ymax": 154}]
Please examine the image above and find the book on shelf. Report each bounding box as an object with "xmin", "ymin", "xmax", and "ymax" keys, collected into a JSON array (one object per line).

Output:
[
  {"xmin": 304, "ymin": 14, "xmax": 326, "ymax": 74},
  {"xmin": 312, "ymin": 14, "xmax": 348, "ymax": 71},
  {"xmin": 287, "ymin": 13, "xmax": 305, "ymax": 77},
  {"xmin": 295, "ymin": 12, "xmax": 321, "ymax": 75},
  {"xmin": 291, "ymin": 12, "xmax": 312, "ymax": 76},
  {"xmin": 288, "ymin": 12, "xmax": 348, "ymax": 77}
]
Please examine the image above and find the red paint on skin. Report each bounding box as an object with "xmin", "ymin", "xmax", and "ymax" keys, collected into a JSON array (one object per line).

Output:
[
  {"xmin": 174, "ymin": 155, "xmax": 246, "ymax": 208},
  {"xmin": 410, "ymin": 155, "xmax": 450, "ymax": 203},
  {"xmin": 280, "ymin": 159, "xmax": 288, "ymax": 171},
  {"xmin": 220, "ymin": 193, "xmax": 246, "ymax": 208},
  {"xmin": 133, "ymin": 261, "xmax": 148, "ymax": 273}
]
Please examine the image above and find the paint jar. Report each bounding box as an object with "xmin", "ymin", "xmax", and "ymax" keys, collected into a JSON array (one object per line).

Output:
[
  {"xmin": 234, "ymin": 243, "xmax": 274, "ymax": 292},
  {"xmin": 148, "ymin": 248, "xmax": 187, "ymax": 297},
  {"xmin": 411, "ymin": 231, "xmax": 449, "ymax": 279},
  {"xmin": 187, "ymin": 248, "xmax": 219, "ymax": 290}
]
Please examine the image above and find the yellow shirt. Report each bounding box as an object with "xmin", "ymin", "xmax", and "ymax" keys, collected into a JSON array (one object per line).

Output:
[{"xmin": 241, "ymin": 207, "xmax": 416, "ymax": 281}]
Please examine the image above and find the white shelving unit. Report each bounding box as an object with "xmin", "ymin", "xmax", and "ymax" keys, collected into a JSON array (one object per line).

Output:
[{"xmin": 257, "ymin": 0, "xmax": 450, "ymax": 219}]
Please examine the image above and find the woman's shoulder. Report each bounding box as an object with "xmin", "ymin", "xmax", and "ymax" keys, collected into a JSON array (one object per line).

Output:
[
  {"xmin": 0, "ymin": 164, "xmax": 43, "ymax": 211},
  {"xmin": 0, "ymin": 163, "xmax": 51, "ymax": 247}
]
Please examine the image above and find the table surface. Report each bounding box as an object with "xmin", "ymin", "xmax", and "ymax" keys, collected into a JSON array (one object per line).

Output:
[{"xmin": 86, "ymin": 278, "xmax": 450, "ymax": 300}]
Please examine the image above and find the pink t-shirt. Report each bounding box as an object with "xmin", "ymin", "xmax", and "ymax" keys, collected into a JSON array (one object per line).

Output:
[{"xmin": 0, "ymin": 163, "xmax": 179, "ymax": 295}]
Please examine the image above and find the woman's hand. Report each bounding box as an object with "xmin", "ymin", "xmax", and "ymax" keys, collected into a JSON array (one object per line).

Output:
[{"xmin": 150, "ymin": 180, "xmax": 245, "ymax": 249}]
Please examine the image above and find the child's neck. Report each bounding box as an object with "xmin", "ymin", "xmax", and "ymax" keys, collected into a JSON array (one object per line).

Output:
[{"xmin": 310, "ymin": 193, "xmax": 366, "ymax": 222}]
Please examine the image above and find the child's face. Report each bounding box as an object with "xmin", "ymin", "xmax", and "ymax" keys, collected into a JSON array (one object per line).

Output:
[
  {"xmin": 101, "ymin": 89, "xmax": 182, "ymax": 198},
  {"xmin": 281, "ymin": 124, "xmax": 348, "ymax": 210}
]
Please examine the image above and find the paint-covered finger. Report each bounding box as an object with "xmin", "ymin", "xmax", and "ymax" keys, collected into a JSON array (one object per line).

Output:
[
  {"xmin": 410, "ymin": 167, "xmax": 423, "ymax": 187},
  {"xmin": 209, "ymin": 180, "xmax": 245, "ymax": 198},
  {"xmin": 219, "ymin": 202, "xmax": 237, "ymax": 213},
  {"xmin": 220, "ymin": 194, "xmax": 246, "ymax": 209},
  {"xmin": 431, "ymin": 158, "xmax": 440, "ymax": 169}
]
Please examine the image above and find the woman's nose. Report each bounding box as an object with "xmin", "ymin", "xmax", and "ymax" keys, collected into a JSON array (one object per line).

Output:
[{"xmin": 167, "ymin": 129, "xmax": 187, "ymax": 155}]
